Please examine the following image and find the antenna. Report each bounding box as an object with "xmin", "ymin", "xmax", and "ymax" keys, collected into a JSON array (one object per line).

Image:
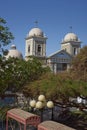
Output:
[
  {"xmin": 34, "ymin": 20, "xmax": 38, "ymax": 27},
  {"xmin": 69, "ymin": 26, "xmax": 72, "ymax": 33}
]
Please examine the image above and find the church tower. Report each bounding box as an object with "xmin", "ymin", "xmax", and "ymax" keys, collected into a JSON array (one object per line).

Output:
[
  {"xmin": 25, "ymin": 26, "xmax": 47, "ymax": 62},
  {"xmin": 61, "ymin": 32, "xmax": 81, "ymax": 56}
]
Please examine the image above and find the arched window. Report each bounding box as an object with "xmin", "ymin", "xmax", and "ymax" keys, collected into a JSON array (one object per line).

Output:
[
  {"xmin": 74, "ymin": 48, "xmax": 77, "ymax": 55},
  {"xmin": 28, "ymin": 45, "xmax": 30, "ymax": 52},
  {"xmin": 38, "ymin": 45, "xmax": 41, "ymax": 52}
]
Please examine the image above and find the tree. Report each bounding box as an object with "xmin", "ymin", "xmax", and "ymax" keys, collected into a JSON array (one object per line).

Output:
[
  {"xmin": 71, "ymin": 46, "xmax": 87, "ymax": 81},
  {"xmin": 0, "ymin": 57, "xmax": 49, "ymax": 95},
  {"xmin": 0, "ymin": 17, "xmax": 14, "ymax": 55},
  {"xmin": 23, "ymin": 71, "xmax": 87, "ymax": 110}
]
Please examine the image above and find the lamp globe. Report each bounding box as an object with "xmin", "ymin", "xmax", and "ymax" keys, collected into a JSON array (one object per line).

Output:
[
  {"xmin": 47, "ymin": 101, "xmax": 54, "ymax": 108},
  {"xmin": 30, "ymin": 100, "xmax": 36, "ymax": 108}
]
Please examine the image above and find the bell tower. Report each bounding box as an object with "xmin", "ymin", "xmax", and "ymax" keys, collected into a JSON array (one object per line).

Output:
[
  {"xmin": 25, "ymin": 26, "xmax": 47, "ymax": 62},
  {"xmin": 61, "ymin": 32, "xmax": 81, "ymax": 56}
]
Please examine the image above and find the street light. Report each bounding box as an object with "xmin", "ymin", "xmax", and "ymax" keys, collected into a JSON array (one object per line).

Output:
[
  {"xmin": 30, "ymin": 99, "xmax": 36, "ymax": 112},
  {"xmin": 47, "ymin": 101, "xmax": 54, "ymax": 120},
  {"xmin": 29, "ymin": 95, "xmax": 54, "ymax": 122},
  {"xmin": 36, "ymin": 101, "xmax": 43, "ymax": 109},
  {"xmin": 36, "ymin": 101, "xmax": 43, "ymax": 122},
  {"xmin": 38, "ymin": 95, "xmax": 46, "ymax": 122},
  {"xmin": 38, "ymin": 95, "xmax": 46, "ymax": 102}
]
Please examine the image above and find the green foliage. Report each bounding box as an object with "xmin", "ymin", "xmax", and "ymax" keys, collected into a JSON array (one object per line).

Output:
[
  {"xmin": 71, "ymin": 110, "xmax": 87, "ymax": 120},
  {"xmin": 0, "ymin": 106, "xmax": 13, "ymax": 120},
  {"xmin": 0, "ymin": 17, "xmax": 14, "ymax": 55},
  {"xmin": 0, "ymin": 57, "xmax": 48, "ymax": 95},
  {"xmin": 23, "ymin": 71, "xmax": 87, "ymax": 106},
  {"xmin": 71, "ymin": 46, "xmax": 87, "ymax": 81}
]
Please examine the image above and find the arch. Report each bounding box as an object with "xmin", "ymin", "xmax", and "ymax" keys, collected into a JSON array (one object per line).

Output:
[{"xmin": 38, "ymin": 45, "xmax": 41, "ymax": 52}]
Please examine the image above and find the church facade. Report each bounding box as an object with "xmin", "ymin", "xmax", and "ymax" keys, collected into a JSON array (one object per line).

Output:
[
  {"xmin": 25, "ymin": 27, "xmax": 81, "ymax": 73},
  {"xmin": 47, "ymin": 50, "xmax": 72, "ymax": 73},
  {"xmin": 6, "ymin": 26, "xmax": 81, "ymax": 73}
]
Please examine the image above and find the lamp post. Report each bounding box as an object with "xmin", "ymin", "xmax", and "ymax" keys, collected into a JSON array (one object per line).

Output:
[
  {"xmin": 29, "ymin": 95, "xmax": 54, "ymax": 122},
  {"xmin": 36, "ymin": 101, "xmax": 43, "ymax": 122},
  {"xmin": 38, "ymin": 95, "xmax": 46, "ymax": 122},
  {"xmin": 47, "ymin": 101, "xmax": 54, "ymax": 120},
  {"xmin": 38, "ymin": 95, "xmax": 46, "ymax": 102},
  {"xmin": 30, "ymin": 99, "xmax": 36, "ymax": 112}
]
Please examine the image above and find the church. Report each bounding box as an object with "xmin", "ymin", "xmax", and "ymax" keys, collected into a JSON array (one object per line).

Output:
[{"xmin": 6, "ymin": 26, "xmax": 81, "ymax": 73}]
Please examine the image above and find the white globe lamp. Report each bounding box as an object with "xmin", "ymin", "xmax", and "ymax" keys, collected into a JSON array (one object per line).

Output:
[
  {"xmin": 47, "ymin": 101, "xmax": 54, "ymax": 108},
  {"xmin": 36, "ymin": 101, "xmax": 43, "ymax": 109},
  {"xmin": 38, "ymin": 95, "xmax": 46, "ymax": 102},
  {"xmin": 30, "ymin": 100, "xmax": 36, "ymax": 108}
]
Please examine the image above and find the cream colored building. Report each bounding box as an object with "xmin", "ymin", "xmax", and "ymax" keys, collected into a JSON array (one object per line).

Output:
[
  {"xmin": 61, "ymin": 33, "xmax": 81, "ymax": 56},
  {"xmin": 7, "ymin": 26, "xmax": 81, "ymax": 73},
  {"xmin": 25, "ymin": 27, "xmax": 81, "ymax": 73},
  {"xmin": 47, "ymin": 32, "xmax": 81, "ymax": 73},
  {"xmin": 47, "ymin": 50, "xmax": 72, "ymax": 73},
  {"xmin": 25, "ymin": 27, "xmax": 47, "ymax": 64}
]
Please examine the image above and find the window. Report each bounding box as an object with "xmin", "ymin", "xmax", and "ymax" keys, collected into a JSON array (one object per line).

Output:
[
  {"xmin": 74, "ymin": 48, "xmax": 77, "ymax": 55},
  {"xmin": 60, "ymin": 52, "xmax": 64, "ymax": 55},
  {"xmin": 65, "ymin": 48, "xmax": 67, "ymax": 51},
  {"xmin": 38, "ymin": 45, "xmax": 41, "ymax": 52},
  {"xmin": 28, "ymin": 45, "xmax": 30, "ymax": 52}
]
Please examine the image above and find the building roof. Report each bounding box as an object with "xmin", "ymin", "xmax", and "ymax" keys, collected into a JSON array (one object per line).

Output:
[
  {"xmin": 28, "ymin": 27, "xmax": 44, "ymax": 37},
  {"xmin": 47, "ymin": 49, "xmax": 72, "ymax": 58},
  {"xmin": 61, "ymin": 32, "xmax": 81, "ymax": 44}
]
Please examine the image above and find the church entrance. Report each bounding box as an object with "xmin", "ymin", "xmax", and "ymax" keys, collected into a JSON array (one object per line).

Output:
[
  {"xmin": 62, "ymin": 63, "xmax": 67, "ymax": 70},
  {"xmin": 57, "ymin": 63, "xmax": 67, "ymax": 72}
]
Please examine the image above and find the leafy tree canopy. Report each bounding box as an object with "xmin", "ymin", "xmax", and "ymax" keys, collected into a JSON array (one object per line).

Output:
[
  {"xmin": 0, "ymin": 57, "xmax": 50, "ymax": 95},
  {"xmin": 23, "ymin": 71, "xmax": 87, "ymax": 110},
  {"xmin": 0, "ymin": 17, "xmax": 14, "ymax": 55},
  {"xmin": 71, "ymin": 46, "xmax": 87, "ymax": 81}
]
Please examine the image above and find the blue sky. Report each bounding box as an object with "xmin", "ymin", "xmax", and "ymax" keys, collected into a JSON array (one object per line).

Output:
[{"xmin": 0, "ymin": 0, "xmax": 87, "ymax": 57}]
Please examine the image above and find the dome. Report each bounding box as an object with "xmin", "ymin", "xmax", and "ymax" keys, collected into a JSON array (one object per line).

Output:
[
  {"xmin": 63, "ymin": 33, "xmax": 78, "ymax": 42},
  {"xmin": 6, "ymin": 45, "xmax": 23, "ymax": 59},
  {"xmin": 29, "ymin": 27, "xmax": 43, "ymax": 37}
]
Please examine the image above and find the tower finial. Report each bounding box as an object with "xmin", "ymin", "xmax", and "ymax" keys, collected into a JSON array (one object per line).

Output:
[
  {"xmin": 34, "ymin": 20, "xmax": 38, "ymax": 27},
  {"xmin": 69, "ymin": 26, "xmax": 72, "ymax": 33}
]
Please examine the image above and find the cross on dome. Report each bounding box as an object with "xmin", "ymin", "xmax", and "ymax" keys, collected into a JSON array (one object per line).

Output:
[
  {"xmin": 34, "ymin": 20, "xmax": 38, "ymax": 27},
  {"xmin": 69, "ymin": 26, "xmax": 72, "ymax": 33}
]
